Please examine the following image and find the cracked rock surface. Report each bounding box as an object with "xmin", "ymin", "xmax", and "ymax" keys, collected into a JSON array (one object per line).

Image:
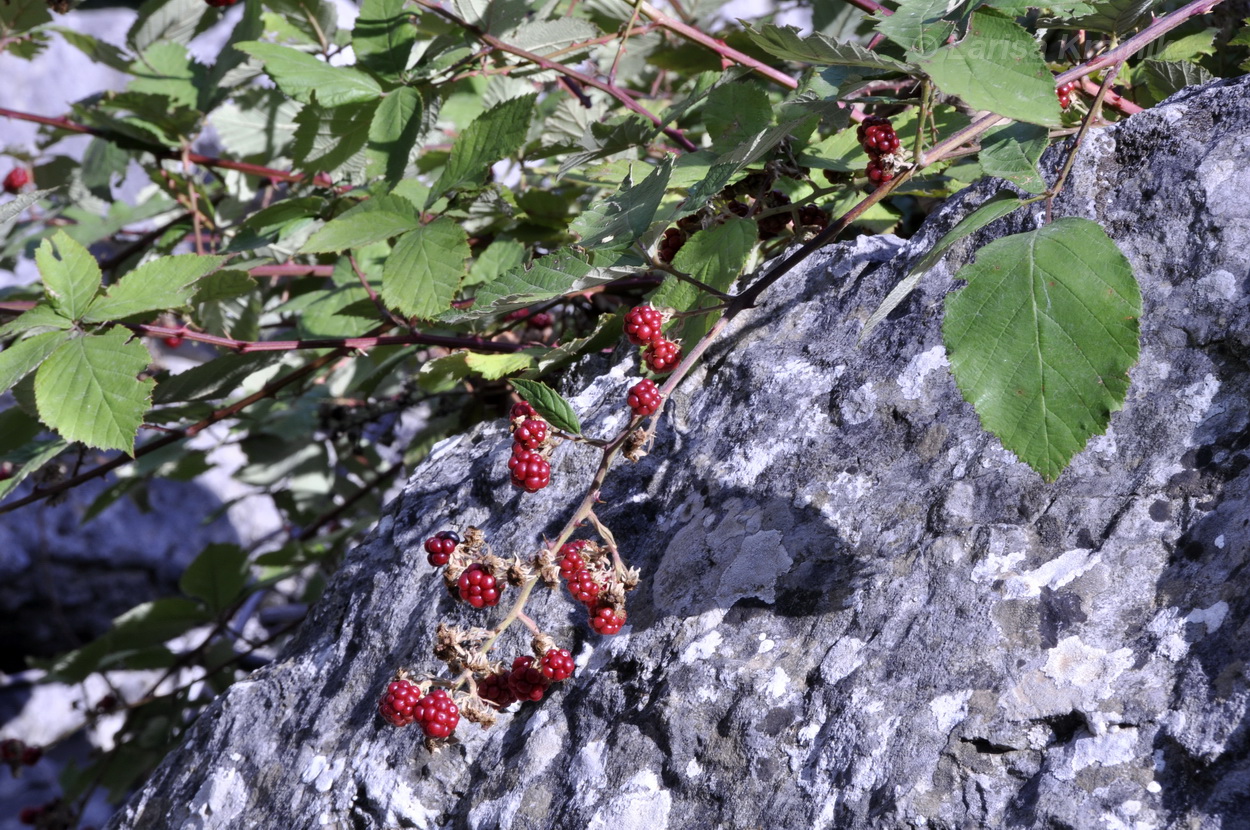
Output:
[{"xmin": 112, "ymin": 75, "xmax": 1250, "ymax": 829}]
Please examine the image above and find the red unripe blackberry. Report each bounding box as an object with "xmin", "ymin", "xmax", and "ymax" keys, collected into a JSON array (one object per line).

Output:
[
  {"xmin": 507, "ymin": 656, "xmax": 550, "ymax": 702},
  {"xmin": 567, "ymin": 568, "xmax": 600, "ymax": 604},
  {"xmin": 1, "ymin": 739, "xmax": 22, "ymax": 762},
  {"xmin": 866, "ymin": 159, "xmax": 893, "ymax": 184},
  {"xmin": 1057, "ymin": 80, "xmax": 1077, "ymax": 109},
  {"xmin": 589, "ymin": 604, "xmax": 626, "ymax": 635},
  {"xmin": 379, "ymin": 679, "xmax": 422, "ymax": 727},
  {"xmin": 643, "ymin": 339, "xmax": 681, "ymax": 374},
  {"xmin": 627, "ymin": 378, "xmax": 662, "ymax": 417},
  {"xmin": 510, "ymin": 401, "xmax": 538, "ymax": 421},
  {"xmin": 558, "ymin": 541, "xmax": 586, "ymax": 579},
  {"xmin": 458, "ymin": 563, "xmax": 501, "ymax": 608},
  {"xmin": 656, "ymin": 228, "xmax": 687, "ymax": 263},
  {"xmin": 508, "ymin": 445, "xmax": 551, "ymax": 492},
  {"xmin": 513, "ymin": 417, "xmax": 548, "ymax": 450},
  {"xmin": 414, "ymin": 688, "xmax": 459, "ymax": 738},
  {"xmin": 529, "ymin": 312, "xmax": 553, "ymax": 328},
  {"xmin": 20, "ymin": 746, "xmax": 41, "ymax": 766},
  {"xmin": 540, "ymin": 648, "xmax": 576, "ymax": 681},
  {"xmin": 3, "ymin": 168, "xmax": 30, "ymax": 194},
  {"xmin": 423, "ymin": 530, "xmax": 460, "ymax": 566},
  {"xmin": 477, "ymin": 671, "xmax": 516, "ymax": 708},
  {"xmin": 624, "ymin": 305, "xmax": 665, "ymax": 347},
  {"xmin": 163, "ymin": 334, "xmax": 184, "ymax": 348}
]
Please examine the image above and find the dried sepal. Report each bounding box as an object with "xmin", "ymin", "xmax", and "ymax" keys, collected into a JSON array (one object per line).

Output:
[
  {"xmin": 623, "ymin": 428, "xmax": 649, "ymax": 462},
  {"xmin": 459, "ymin": 695, "xmax": 499, "ymax": 730},
  {"xmin": 530, "ymin": 633, "xmax": 557, "ymax": 658}
]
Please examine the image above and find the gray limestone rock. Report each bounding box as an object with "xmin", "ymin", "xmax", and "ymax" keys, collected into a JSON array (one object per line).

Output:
[{"xmin": 109, "ymin": 75, "xmax": 1250, "ymax": 829}]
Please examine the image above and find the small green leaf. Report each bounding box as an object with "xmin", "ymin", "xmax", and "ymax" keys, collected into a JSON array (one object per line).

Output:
[
  {"xmin": 467, "ymin": 238, "xmax": 527, "ymax": 289},
  {"xmin": 191, "ymin": 270, "xmax": 256, "ymax": 305},
  {"xmin": 34, "ymin": 330, "xmax": 156, "ymax": 454},
  {"xmin": 666, "ymin": 215, "xmax": 755, "ymax": 344},
  {"xmin": 128, "ymin": 0, "xmax": 205, "ymax": 52},
  {"xmin": 127, "ymin": 41, "xmax": 199, "ymax": 109},
  {"xmin": 0, "ymin": 187, "xmax": 57, "ymax": 225},
  {"xmin": 979, "ymin": 122, "xmax": 1048, "ymax": 194},
  {"xmin": 430, "ymin": 94, "xmax": 535, "ymax": 206},
  {"xmin": 52, "ymin": 27, "xmax": 133, "ymax": 71},
  {"xmin": 36, "ymin": 231, "xmax": 101, "ymax": 321},
  {"xmin": 367, "ymin": 87, "xmax": 424, "ymax": 183},
  {"xmin": 874, "ymin": 0, "xmax": 955, "ymax": 55},
  {"xmin": 291, "ymin": 101, "xmax": 374, "ymax": 181},
  {"xmin": 464, "ymin": 352, "xmax": 534, "ymax": 380},
  {"xmin": 1142, "ymin": 60, "xmax": 1213, "ymax": 103},
  {"xmin": 354, "ymin": 0, "xmax": 417, "ymax": 80},
  {"xmin": 943, "ymin": 217, "xmax": 1141, "ymax": 481},
  {"xmin": 459, "ymin": 248, "xmax": 636, "ymax": 320},
  {"xmin": 301, "ymin": 195, "xmax": 422, "ymax": 253},
  {"xmin": 236, "ymin": 42, "xmax": 384, "ymax": 107},
  {"xmin": 704, "ymin": 84, "xmax": 773, "ymax": 142},
  {"xmin": 0, "ymin": 330, "xmax": 71, "ymax": 396},
  {"xmin": 511, "ymin": 378, "xmax": 580, "ymax": 434},
  {"xmin": 417, "ymin": 352, "xmax": 471, "ymax": 392},
  {"xmin": 83, "ymin": 254, "xmax": 228, "ymax": 322},
  {"xmin": 0, "ymin": 304, "xmax": 74, "ymax": 339},
  {"xmin": 153, "ymin": 352, "xmax": 283, "ymax": 404},
  {"xmin": 918, "ymin": 9, "xmax": 1061, "ymax": 127},
  {"xmin": 381, "ymin": 217, "xmax": 469, "ymax": 320},
  {"xmin": 180, "ymin": 543, "xmax": 250, "ymax": 614},
  {"xmin": 861, "ymin": 191, "xmax": 1027, "ymax": 343},
  {"xmin": 570, "ymin": 158, "xmax": 672, "ymax": 251},
  {"xmin": 0, "ymin": 436, "xmax": 68, "ymax": 502},
  {"xmin": 742, "ymin": 23, "xmax": 909, "ymax": 71},
  {"xmin": 1058, "ymin": 0, "xmax": 1154, "ymax": 35},
  {"xmin": 266, "ymin": 0, "xmax": 339, "ymax": 46}
]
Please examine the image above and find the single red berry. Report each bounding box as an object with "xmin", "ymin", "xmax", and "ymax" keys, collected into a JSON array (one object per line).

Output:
[
  {"xmin": 379, "ymin": 679, "xmax": 422, "ymax": 727},
  {"xmin": 458, "ymin": 563, "xmax": 501, "ymax": 608},
  {"xmin": 624, "ymin": 305, "xmax": 666, "ymax": 347},
  {"xmin": 477, "ymin": 671, "xmax": 516, "ymax": 708},
  {"xmin": 558, "ymin": 541, "xmax": 586, "ymax": 579},
  {"xmin": 507, "ymin": 656, "xmax": 550, "ymax": 702},
  {"xmin": 3, "ymin": 168, "xmax": 30, "ymax": 194},
  {"xmin": 866, "ymin": 158, "xmax": 894, "ymax": 184},
  {"xmin": 423, "ymin": 530, "xmax": 460, "ymax": 566},
  {"xmin": 513, "ymin": 417, "xmax": 548, "ymax": 450},
  {"xmin": 20, "ymin": 746, "xmax": 41, "ymax": 766},
  {"xmin": 18, "ymin": 806, "xmax": 41, "ymax": 825},
  {"xmin": 589, "ymin": 604, "xmax": 627, "ymax": 635},
  {"xmin": 163, "ymin": 334, "xmax": 184, "ymax": 348},
  {"xmin": 627, "ymin": 378, "xmax": 662, "ymax": 417},
  {"xmin": 1, "ymin": 738, "xmax": 23, "ymax": 762},
  {"xmin": 414, "ymin": 688, "xmax": 459, "ymax": 739},
  {"xmin": 567, "ymin": 568, "xmax": 600, "ymax": 605},
  {"xmin": 540, "ymin": 648, "xmax": 575, "ymax": 682},
  {"xmin": 529, "ymin": 312, "xmax": 553, "ymax": 328},
  {"xmin": 508, "ymin": 445, "xmax": 551, "ymax": 492},
  {"xmin": 643, "ymin": 339, "xmax": 681, "ymax": 374},
  {"xmin": 510, "ymin": 401, "xmax": 538, "ymax": 421}
]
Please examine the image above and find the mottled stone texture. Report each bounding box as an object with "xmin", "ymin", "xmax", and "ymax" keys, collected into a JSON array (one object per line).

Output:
[{"xmin": 112, "ymin": 76, "xmax": 1250, "ymax": 829}]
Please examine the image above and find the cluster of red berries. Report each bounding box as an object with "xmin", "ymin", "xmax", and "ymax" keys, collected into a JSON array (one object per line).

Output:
[
  {"xmin": 378, "ymin": 679, "xmax": 460, "ymax": 738},
  {"xmin": 656, "ymin": 213, "xmax": 703, "ymax": 263},
  {"xmin": 556, "ymin": 540, "xmax": 627, "ymax": 635},
  {"xmin": 627, "ymin": 378, "xmax": 662, "ymax": 418},
  {"xmin": 507, "ymin": 401, "xmax": 552, "ymax": 492},
  {"xmin": 1, "ymin": 738, "xmax": 42, "ymax": 772},
  {"xmin": 422, "ymin": 529, "xmax": 507, "ymax": 608},
  {"xmin": 624, "ymin": 305, "xmax": 681, "ymax": 376},
  {"xmin": 1057, "ymin": 80, "xmax": 1077, "ymax": 109},
  {"xmin": 457, "ymin": 563, "xmax": 500, "ymax": 608},
  {"xmin": 423, "ymin": 530, "xmax": 460, "ymax": 566},
  {"xmin": 477, "ymin": 647, "xmax": 577, "ymax": 709},
  {"xmin": 3, "ymin": 168, "xmax": 29, "ymax": 195},
  {"xmin": 858, "ymin": 115, "xmax": 900, "ymax": 185}
]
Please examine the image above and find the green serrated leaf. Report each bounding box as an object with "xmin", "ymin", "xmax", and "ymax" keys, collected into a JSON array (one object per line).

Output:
[
  {"xmin": 1142, "ymin": 59, "xmax": 1213, "ymax": 102},
  {"xmin": 417, "ymin": 352, "xmax": 471, "ymax": 392},
  {"xmin": 0, "ymin": 0, "xmax": 51, "ymax": 38},
  {"xmin": 354, "ymin": 0, "xmax": 417, "ymax": 79},
  {"xmin": 36, "ymin": 231, "xmax": 101, "ymax": 321},
  {"xmin": 0, "ymin": 187, "xmax": 57, "ymax": 226},
  {"xmin": 501, "ymin": 17, "xmax": 600, "ymax": 57},
  {"xmin": 665, "ymin": 215, "xmax": 754, "ymax": 344},
  {"xmin": 154, "ymin": 352, "xmax": 284, "ymax": 404},
  {"xmin": 180, "ymin": 543, "xmax": 250, "ymax": 614},
  {"xmin": 430, "ymin": 94, "xmax": 535, "ymax": 206},
  {"xmin": 742, "ymin": 23, "xmax": 909, "ymax": 71},
  {"xmin": 919, "ymin": 9, "xmax": 1061, "ymax": 127},
  {"xmin": 704, "ymin": 83, "xmax": 773, "ymax": 142},
  {"xmin": 1057, "ymin": 0, "xmax": 1154, "ymax": 35},
  {"xmin": 0, "ymin": 330, "xmax": 71, "ymax": 396},
  {"xmin": 571, "ymin": 158, "xmax": 673, "ymax": 251},
  {"xmin": 467, "ymin": 238, "xmax": 526, "ymax": 288},
  {"xmin": 979, "ymin": 122, "xmax": 1048, "ymax": 194},
  {"xmin": 235, "ymin": 42, "xmax": 383, "ymax": 107},
  {"xmin": 53, "ymin": 27, "xmax": 133, "ymax": 71},
  {"xmin": 0, "ymin": 436, "xmax": 68, "ymax": 502},
  {"xmin": 128, "ymin": 0, "xmax": 206, "ymax": 53},
  {"xmin": 511, "ymin": 378, "xmax": 580, "ymax": 434},
  {"xmin": 367, "ymin": 87, "xmax": 424, "ymax": 183},
  {"xmin": 266, "ymin": 0, "xmax": 339, "ymax": 46},
  {"xmin": 302, "ymin": 195, "xmax": 422, "ymax": 253},
  {"xmin": 34, "ymin": 330, "xmax": 156, "ymax": 454},
  {"xmin": 191, "ymin": 270, "xmax": 256, "ymax": 305},
  {"xmin": 381, "ymin": 217, "xmax": 469, "ymax": 319},
  {"xmin": 464, "ymin": 352, "xmax": 534, "ymax": 380},
  {"xmin": 291, "ymin": 100, "xmax": 374, "ymax": 182},
  {"xmin": 0, "ymin": 304, "xmax": 75, "ymax": 339},
  {"xmin": 83, "ymin": 254, "xmax": 227, "ymax": 322},
  {"xmin": 680, "ymin": 118, "xmax": 811, "ymax": 213},
  {"xmin": 201, "ymin": 0, "xmax": 265, "ymax": 110},
  {"xmin": 943, "ymin": 217, "xmax": 1141, "ymax": 481},
  {"xmin": 875, "ymin": 0, "xmax": 956, "ymax": 55},
  {"xmin": 460, "ymin": 249, "xmax": 634, "ymax": 320},
  {"xmin": 861, "ymin": 191, "xmax": 1027, "ymax": 343},
  {"xmin": 128, "ymin": 41, "xmax": 200, "ymax": 109}
]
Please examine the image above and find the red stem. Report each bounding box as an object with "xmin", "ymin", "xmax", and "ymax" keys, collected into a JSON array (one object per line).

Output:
[
  {"xmin": 133, "ymin": 323, "xmax": 525, "ymax": 354},
  {"xmin": 638, "ymin": 2, "xmax": 797, "ymax": 89}
]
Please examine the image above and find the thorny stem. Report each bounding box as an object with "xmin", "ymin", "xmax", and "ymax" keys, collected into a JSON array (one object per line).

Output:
[
  {"xmin": 411, "ymin": 0, "xmax": 698, "ymax": 152},
  {"xmin": 128, "ymin": 323, "xmax": 524, "ymax": 354},
  {"xmin": 1046, "ymin": 62, "xmax": 1123, "ymax": 221}
]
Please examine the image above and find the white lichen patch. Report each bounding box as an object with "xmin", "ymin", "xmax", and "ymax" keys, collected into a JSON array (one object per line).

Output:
[
  {"xmin": 757, "ymin": 633, "xmax": 775, "ymax": 654},
  {"xmin": 1002, "ymin": 636, "xmax": 1134, "ymax": 723},
  {"xmin": 301, "ymin": 754, "xmax": 344, "ymax": 793},
  {"xmin": 1000, "ymin": 548, "xmax": 1102, "ymax": 599},
  {"xmin": 680, "ymin": 629, "xmax": 724, "ymax": 663},
  {"xmin": 897, "ymin": 346, "xmax": 949, "ymax": 400},
  {"xmin": 929, "ymin": 690, "xmax": 973, "ymax": 734},
  {"xmin": 1179, "ymin": 373, "xmax": 1220, "ymax": 424},
  {"xmin": 1042, "ymin": 636, "xmax": 1134, "ymax": 691},
  {"xmin": 586, "ymin": 770, "xmax": 672, "ymax": 830},
  {"xmin": 841, "ymin": 381, "xmax": 878, "ymax": 425},
  {"xmin": 765, "ymin": 667, "xmax": 791, "ymax": 699},
  {"xmin": 187, "ymin": 765, "xmax": 247, "ymax": 823},
  {"xmin": 820, "ymin": 637, "xmax": 867, "ymax": 685},
  {"xmin": 1185, "ymin": 601, "xmax": 1229, "ymax": 633},
  {"xmin": 1197, "ymin": 269, "xmax": 1238, "ymax": 301},
  {"xmin": 1058, "ymin": 726, "xmax": 1139, "ymax": 780}
]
